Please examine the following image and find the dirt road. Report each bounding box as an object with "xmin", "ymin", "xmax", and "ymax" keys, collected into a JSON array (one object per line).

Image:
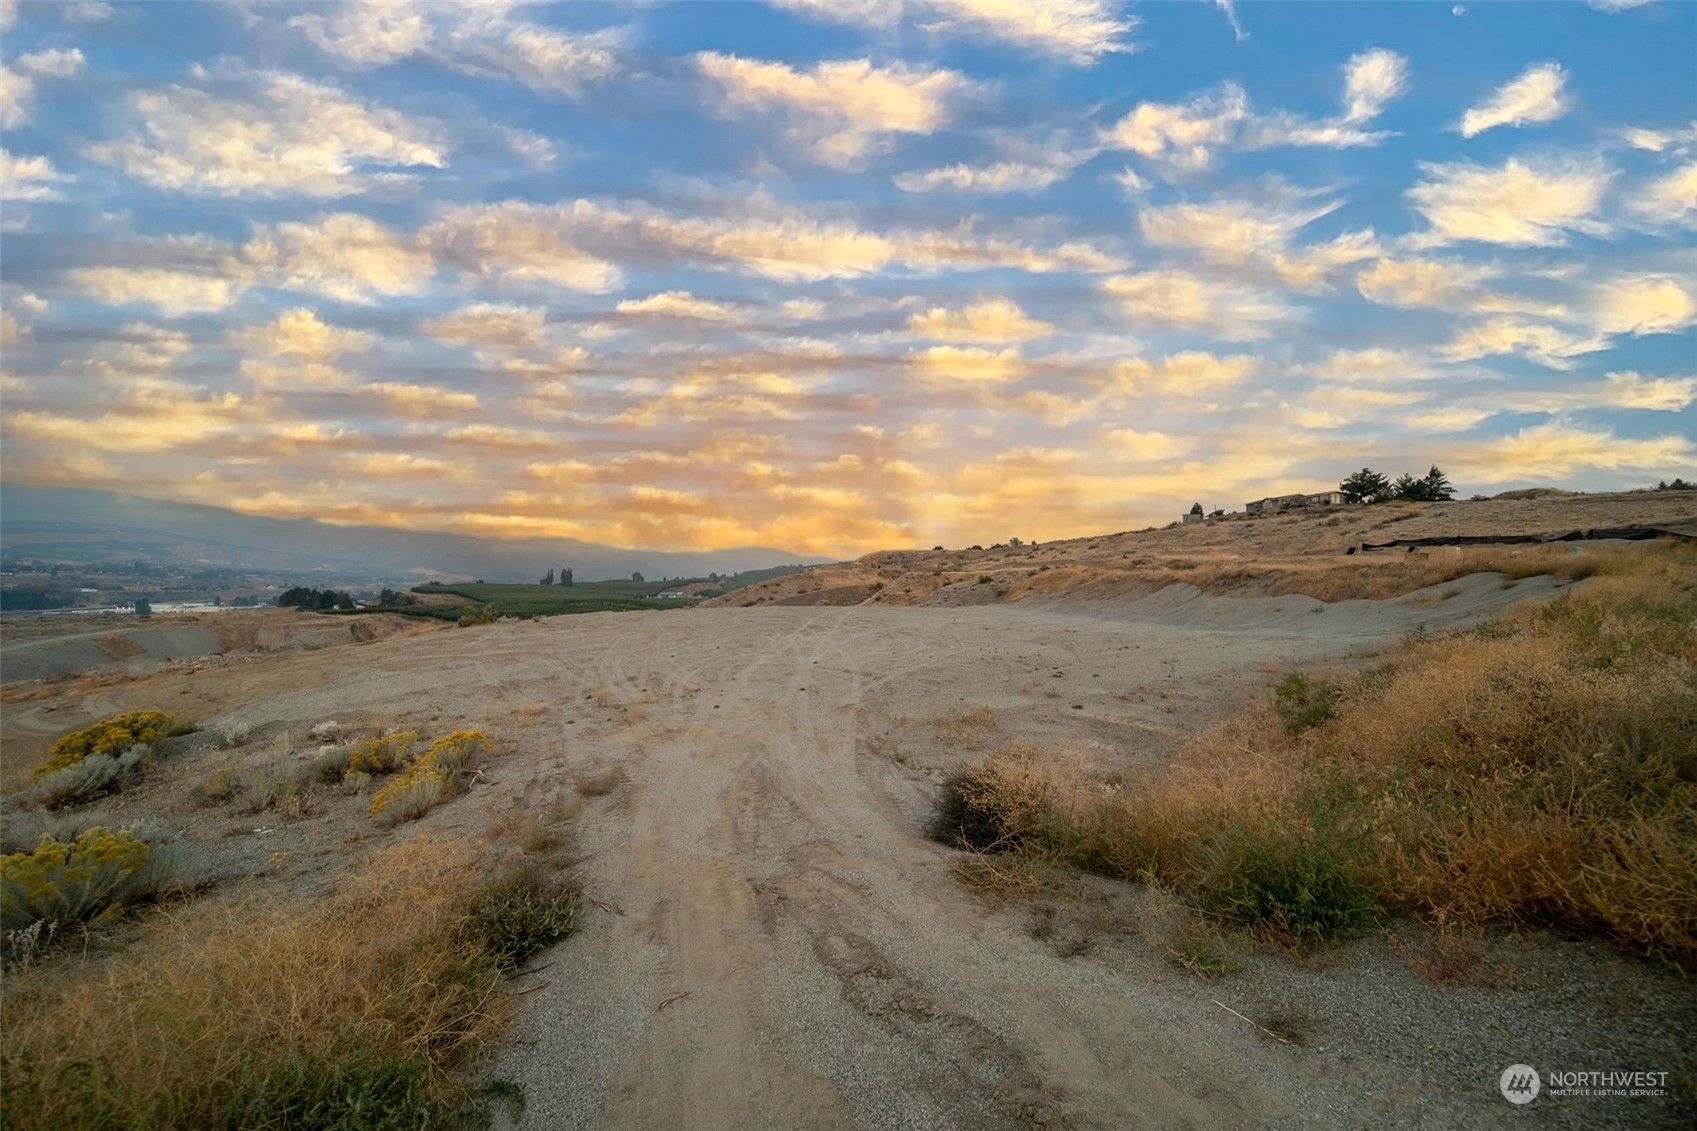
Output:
[
  {"xmin": 8, "ymin": 576, "xmax": 1687, "ymax": 1128},
  {"xmin": 444, "ymin": 575, "xmax": 1685, "ymax": 1131}
]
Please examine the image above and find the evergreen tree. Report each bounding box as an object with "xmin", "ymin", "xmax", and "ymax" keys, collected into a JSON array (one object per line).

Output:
[
  {"xmin": 1339, "ymin": 467, "xmax": 1392, "ymax": 504},
  {"xmin": 1421, "ymin": 465, "xmax": 1455, "ymax": 501},
  {"xmin": 560, "ymin": 567, "xmax": 573, "ymax": 586}
]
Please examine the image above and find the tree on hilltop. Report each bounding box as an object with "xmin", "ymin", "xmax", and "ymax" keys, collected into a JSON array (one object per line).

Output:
[
  {"xmin": 1339, "ymin": 468, "xmax": 1393, "ymax": 504},
  {"xmin": 1392, "ymin": 465, "xmax": 1456, "ymax": 502}
]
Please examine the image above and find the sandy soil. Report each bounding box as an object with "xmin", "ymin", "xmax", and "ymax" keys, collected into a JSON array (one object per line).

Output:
[{"xmin": 4, "ymin": 569, "xmax": 1689, "ymax": 1130}]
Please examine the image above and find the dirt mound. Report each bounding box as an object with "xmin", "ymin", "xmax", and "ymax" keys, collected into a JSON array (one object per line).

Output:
[{"xmin": 707, "ymin": 491, "xmax": 1696, "ymax": 610}]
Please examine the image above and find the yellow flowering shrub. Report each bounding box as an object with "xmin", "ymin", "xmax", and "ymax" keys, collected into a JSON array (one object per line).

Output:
[
  {"xmin": 344, "ymin": 731, "xmax": 417, "ymax": 778},
  {"xmin": 35, "ymin": 711, "xmax": 188, "ymax": 777},
  {"xmin": 369, "ymin": 731, "xmax": 492, "ymax": 828},
  {"xmin": 1, "ymin": 827, "xmax": 150, "ymax": 931}
]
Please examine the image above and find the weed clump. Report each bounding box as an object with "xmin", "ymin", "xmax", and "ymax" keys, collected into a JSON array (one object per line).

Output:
[
  {"xmin": 369, "ymin": 731, "xmax": 492, "ymax": 828},
  {"xmin": 465, "ymin": 864, "xmax": 581, "ymax": 968},
  {"xmin": 1272, "ymin": 673, "xmax": 1339, "ymax": 734},
  {"xmin": 344, "ymin": 731, "xmax": 417, "ymax": 777},
  {"xmin": 34, "ymin": 711, "xmax": 191, "ymax": 778}
]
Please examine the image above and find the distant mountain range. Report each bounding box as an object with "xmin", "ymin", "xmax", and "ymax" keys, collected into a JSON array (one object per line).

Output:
[{"xmin": 0, "ymin": 484, "xmax": 832, "ymax": 582}]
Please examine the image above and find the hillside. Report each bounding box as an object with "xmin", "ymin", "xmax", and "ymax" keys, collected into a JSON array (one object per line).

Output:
[{"xmin": 705, "ymin": 491, "xmax": 1697, "ymax": 609}]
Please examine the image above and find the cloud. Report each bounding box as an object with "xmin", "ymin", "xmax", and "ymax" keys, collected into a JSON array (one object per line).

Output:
[
  {"xmin": 1459, "ymin": 62, "xmax": 1569, "ymax": 138},
  {"xmin": 1618, "ymin": 123, "xmax": 1697, "ymax": 153},
  {"xmin": 1300, "ymin": 347, "xmax": 1435, "ymax": 383},
  {"xmin": 7, "ymin": 387, "xmax": 251, "ymax": 452},
  {"xmin": 0, "ymin": 64, "xmax": 32, "ymax": 127},
  {"xmin": 233, "ymin": 308, "xmax": 371, "ymax": 361},
  {"xmin": 1628, "ymin": 161, "xmax": 1697, "ymax": 226},
  {"xmin": 1407, "ymin": 156, "xmax": 1613, "ymax": 246},
  {"xmin": 1447, "ymin": 422, "xmax": 1692, "ymax": 483},
  {"xmin": 422, "ymin": 196, "xmax": 1116, "ymax": 286},
  {"xmin": 1213, "ymin": 0, "xmax": 1247, "ymax": 42},
  {"xmin": 912, "ymin": 0, "xmax": 1137, "ymax": 65},
  {"xmin": 0, "ymin": 148, "xmax": 70, "ymax": 201},
  {"xmin": 1103, "ymin": 270, "xmax": 1298, "ymax": 338},
  {"xmin": 246, "ymin": 212, "xmax": 436, "ymax": 302},
  {"xmin": 1108, "ymin": 350, "xmax": 1258, "ymax": 395},
  {"xmin": 1101, "ymin": 83, "xmax": 1249, "ymax": 172},
  {"xmin": 288, "ymin": 0, "xmax": 431, "ymax": 65},
  {"xmin": 909, "ymin": 297, "xmax": 1052, "ymax": 342},
  {"xmin": 1244, "ymin": 49, "xmax": 1408, "ymax": 151},
  {"xmin": 1103, "ymin": 50, "xmax": 1406, "ymax": 173},
  {"xmin": 1105, "ymin": 427, "xmax": 1190, "ymax": 459},
  {"xmin": 1342, "ymin": 48, "xmax": 1408, "ymax": 124},
  {"xmin": 895, "ymin": 157, "xmax": 1083, "ymax": 193},
  {"xmin": 434, "ymin": 8, "xmax": 623, "ymax": 98},
  {"xmin": 1137, "ymin": 195, "xmax": 1378, "ymax": 291},
  {"xmin": 1591, "ymin": 273, "xmax": 1697, "ymax": 336},
  {"xmin": 69, "ymin": 234, "xmax": 251, "ymax": 315},
  {"xmin": 1439, "ymin": 318, "xmax": 1607, "ymax": 369},
  {"xmin": 423, "ymin": 302, "xmax": 549, "ymax": 349},
  {"xmin": 1601, "ymin": 371, "xmax": 1697, "ymax": 410},
  {"xmin": 85, "ymin": 69, "xmax": 446, "ymax": 198},
  {"xmin": 362, "ymin": 381, "xmax": 480, "ymax": 416},
  {"xmin": 16, "ymin": 48, "xmax": 86, "ymax": 79},
  {"xmin": 773, "ymin": 0, "xmax": 1137, "ymax": 64},
  {"xmin": 421, "ymin": 201, "xmax": 623, "ymax": 291},
  {"xmin": 616, "ymin": 291, "xmax": 742, "ymax": 321},
  {"xmin": 1356, "ymin": 256, "xmax": 1495, "ymax": 309},
  {"xmin": 288, "ymin": 1, "xmax": 621, "ymax": 97},
  {"xmin": 696, "ymin": 53, "xmax": 970, "ymax": 168},
  {"xmin": 338, "ymin": 452, "xmax": 461, "ymax": 481},
  {"xmin": 63, "ymin": 2, "xmax": 114, "ymax": 21},
  {"xmin": 909, "ymin": 345, "xmax": 1027, "ymax": 384}
]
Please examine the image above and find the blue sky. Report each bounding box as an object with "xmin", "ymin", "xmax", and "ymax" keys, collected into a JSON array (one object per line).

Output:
[{"xmin": 1, "ymin": 0, "xmax": 1693, "ymax": 556}]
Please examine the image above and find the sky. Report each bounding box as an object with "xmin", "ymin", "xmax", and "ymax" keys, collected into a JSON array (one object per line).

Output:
[{"xmin": 1, "ymin": 0, "xmax": 1693, "ymax": 559}]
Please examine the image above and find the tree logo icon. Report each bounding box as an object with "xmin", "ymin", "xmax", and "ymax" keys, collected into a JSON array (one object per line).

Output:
[{"xmin": 1500, "ymin": 1064, "xmax": 1541, "ymax": 1104}]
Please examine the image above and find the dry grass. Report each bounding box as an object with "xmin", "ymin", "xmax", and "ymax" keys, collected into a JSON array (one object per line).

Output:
[
  {"xmin": 574, "ymin": 765, "xmax": 625, "ymax": 797},
  {"xmin": 934, "ymin": 541, "xmax": 1697, "ymax": 964},
  {"xmin": 934, "ymin": 705, "xmax": 1001, "ymax": 749},
  {"xmin": 0, "ymin": 837, "xmax": 556, "ymax": 1129}
]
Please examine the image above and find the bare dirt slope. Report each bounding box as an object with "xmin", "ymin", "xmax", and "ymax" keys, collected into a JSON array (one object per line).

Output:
[
  {"xmin": 9, "ymin": 569, "xmax": 1686, "ymax": 1130},
  {"xmin": 707, "ymin": 491, "xmax": 1696, "ymax": 609},
  {"xmin": 0, "ymin": 610, "xmax": 435, "ymax": 685}
]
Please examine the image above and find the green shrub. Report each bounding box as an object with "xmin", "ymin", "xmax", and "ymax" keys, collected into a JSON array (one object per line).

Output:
[
  {"xmin": 457, "ymin": 604, "xmax": 498, "ymax": 628},
  {"xmin": 1273, "ymin": 673, "xmax": 1339, "ymax": 734},
  {"xmin": 1193, "ymin": 823, "xmax": 1373, "ymax": 942},
  {"xmin": 465, "ymin": 864, "xmax": 581, "ymax": 968}
]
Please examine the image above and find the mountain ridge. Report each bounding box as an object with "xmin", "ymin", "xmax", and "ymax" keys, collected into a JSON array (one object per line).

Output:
[{"xmin": 0, "ymin": 484, "xmax": 831, "ymax": 582}]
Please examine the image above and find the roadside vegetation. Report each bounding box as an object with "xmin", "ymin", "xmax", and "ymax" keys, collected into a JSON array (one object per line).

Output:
[
  {"xmin": 1, "ymin": 708, "xmax": 578, "ymax": 1129},
  {"xmin": 933, "ymin": 540, "xmax": 1697, "ymax": 968},
  {"xmin": 1, "ymin": 837, "xmax": 579, "ymax": 1129}
]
